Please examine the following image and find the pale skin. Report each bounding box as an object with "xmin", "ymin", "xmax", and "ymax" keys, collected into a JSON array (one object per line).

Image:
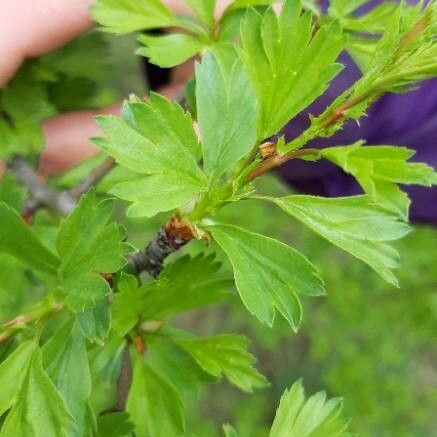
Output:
[{"xmin": 0, "ymin": 0, "xmax": 234, "ymax": 176}]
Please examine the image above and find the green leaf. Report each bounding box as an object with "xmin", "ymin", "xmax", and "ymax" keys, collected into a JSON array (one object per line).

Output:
[
  {"xmin": 146, "ymin": 335, "xmax": 215, "ymax": 397},
  {"xmin": 65, "ymin": 273, "xmax": 111, "ymax": 312},
  {"xmin": 0, "ymin": 341, "xmax": 35, "ymax": 417},
  {"xmin": 127, "ymin": 359, "xmax": 185, "ymax": 437},
  {"xmin": 174, "ymin": 333, "xmax": 268, "ymax": 392},
  {"xmin": 268, "ymin": 195, "xmax": 411, "ymax": 286},
  {"xmin": 96, "ymin": 94, "xmax": 206, "ymax": 216},
  {"xmin": 269, "ymin": 379, "xmax": 351, "ymax": 437},
  {"xmin": 239, "ymin": 1, "xmax": 344, "ymax": 140},
  {"xmin": 56, "ymin": 191, "xmax": 128, "ymax": 311},
  {"xmin": 57, "ymin": 191, "xmax": 127, "ymax": 277},
  {"xmin": 196, "ymin": 50, "xmax": 258, "ymax": 181},
  {"xmin": 43, "ymin": 322, "xmax": 93, "ymax": 437},
  {"xmin": 321, "ymin": 142, "xmax": 437, "ymax": 219},
  {"xmin": 111, "ymin": 273, "xmax": 141, "ymax": 336},
  {"xmin": 207, "ymin": 224, "xmax": 325, "ymax": 328},
  {"xmin": 96, "ymin": 412, "xmax": 134, "ymax": 437},
  {"xmin": 137, "ymin": 33, "xmax": 204, "ymax": 68},
  {"xmin": 91, "ymin": 0, "xmax": 176, "ymax": 34},
  {"xmin": 185, "ymin": 0, "xmax": 216, "ymax": 27},
  {"xmin": 0, "ymin": 349, "xmax": 74, "ymax": 437},
  {"xmin": 0, "ymin": 202, "xmax": 60, "ymax": 274},
  {"xmin": 76, "ymin": 297, "xmax": 111, "ymax": 343},
  {"xmin": 147, "ymin": 253, "xmax": 232, "ymax": 318},
  {"xmin": 110, "ymin": 173, "xmax": 202, "ymax": 218},
  {"xmin": 112, "ymin": 255, "xmax": 230, "ymax": 336}
]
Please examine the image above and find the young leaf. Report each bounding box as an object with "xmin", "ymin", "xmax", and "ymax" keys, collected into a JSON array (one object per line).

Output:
[
  {"xmin": 91, "ymin": 0, "xmax": 176, "ymax": 34},
  {"xmin": 127, "ymin": 359, "xmax": 185, "ymax": 437},
  {"xmin": 268, "ymin": 195, "xmax": 412, "ymax": 286},
  {"xmin": 239, "ymin": 0, "xmax": 344, "ymax": 139},
  {"xmin": 0, "ymin": 341, "xmax": 35, "ymax": 417},
  {"xmin": 207, "ymin": 224, "xmax": 325, "ymax": 329},
  {"xmin": 96, "ymin": 94, "xmax": 206, "ymax": 216},
  {"xmin": 303, "ymin": 3, "xmax": 437, "ymax": 146},
  {"xmin": 43, "ymin": 322, "xmax": 93, "ymax": 437},
  {"xmin": 269, "ymin": 379, "xmax": 351, "ymax": 437},
  {"xmin": 137, "ymin": 33, "xmax": 204, "ymax": 68},
  {"xmin": 0, "ymin": 202, "xmax": 60, "ymax": 274},
  {"xmin": 196, "ymin": 50, "xmax": 258, "ymax": 181},
  {"xmin": 0, "ymin": 349, "xmax": 74, "ymax": 437},
  {"xmin": 174, "ymin": 333, "xmax": 268, "ymax": 392},
  {"xmin": 321, "ymin": 142, "xmax": 437, "ymax": 219}
]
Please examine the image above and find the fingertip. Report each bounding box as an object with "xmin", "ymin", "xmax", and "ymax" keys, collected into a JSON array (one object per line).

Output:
[{"xmin": 0, "ymin": 0, "xmax": 94, "ymax": 86}]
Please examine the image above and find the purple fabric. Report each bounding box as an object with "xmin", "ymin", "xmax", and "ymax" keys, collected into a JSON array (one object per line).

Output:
[{"xmin": 280, "ymin": 0, "xmax": 437, "ymax": 223}]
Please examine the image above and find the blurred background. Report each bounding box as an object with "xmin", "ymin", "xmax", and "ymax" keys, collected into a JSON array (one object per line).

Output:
[{"xmin": 1, "ymin": 32, "xmax": 436, "ymax": 436}]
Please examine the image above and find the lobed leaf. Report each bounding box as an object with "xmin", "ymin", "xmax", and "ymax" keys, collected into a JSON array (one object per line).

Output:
[
  {"xmin": 0, "ymin": 348, "xmax": 74, "ymax": 437},
  {"xmin": 268, "ymin": 195, "xmax": 412, "ymax": 286},
  {"xmin": 96, "ymin": 94, "xmax": 206, "ymax": 216},
  {"xmin": 207, "ymin": 224, "xmax": 325, "ymax": 329},
  {"xmin": 137, "ymin": 33, "xmax": 204, "ymax": 68},
  {"xmin": 0, "ymin": 202, "xmax": 60, "ymax": 274},
  {"xmin": 57, "ymin": 192, "xmax": 127, "ymax": 277},
  {"xmin": 91, "ymin": 0, "xmax": 176, "ymax": 34},
  {"xmin": 239, "ymin": 0, "xmax": 345, "ymax": 140},
  {"xmin": 127, "ymin": 359, "xmax": 185, "ymax": 437},
  {"xmin": 196, "ymin": 50, "xmax": 258, "ymax": 182},
  {"xmin": 174, "ymin": 333, "xmax": 268, "ymax": 392},
  {"xmin": 269, "ymin": 379, "xmax": 351, "ymax": 437},
  {"xmin": 0, "ymin": 341, "xmax": 35, "ymax": 417},
  {"xmin": 56, "ymin": 190, "xmax": 129, "ymax": 311},
  {"xmin": 322, "ymin": 142, "xmax": 437, "ymax": 219},
  {"xmin": 43, "ymin": 322, "xmax": 93, "ymax": 437},
  {"xmin": 110, "ymin": 173, "xmax": 203, "ymax": 218},
  {"xmin": 112, "ymin": 255, "xmax": 231, "ymax": 336},
  {"xmin": 146, "ymin": 335, "xmax": 215, "ymax": 398}
]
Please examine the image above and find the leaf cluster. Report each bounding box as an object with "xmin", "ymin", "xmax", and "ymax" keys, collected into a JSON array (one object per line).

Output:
[{"xmin": 1, "ymin": 0, "xmax": 437, "ymax": 435}]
